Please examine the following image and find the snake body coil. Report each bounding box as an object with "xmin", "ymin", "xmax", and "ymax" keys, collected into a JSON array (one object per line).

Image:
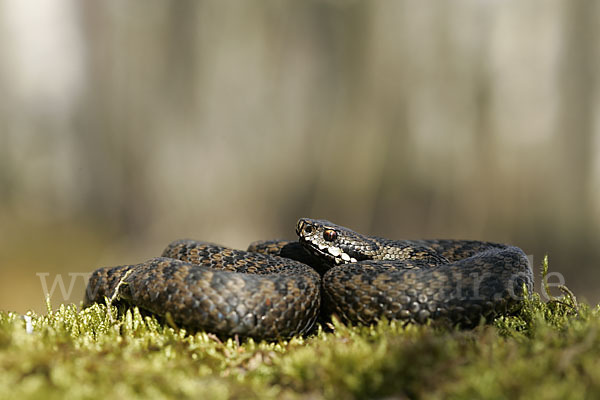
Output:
[{"xmin": 84, "ymin": 218, "xmax": 533, "ymax": 339}]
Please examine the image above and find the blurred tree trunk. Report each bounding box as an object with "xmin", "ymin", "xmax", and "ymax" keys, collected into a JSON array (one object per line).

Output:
[
  {"xmin": 75, "ymin": 2, "xmax": 165, "ymax": 233},
  {"xmin": 558, "ymin": 0, "xmax": 597, "ymax": 237}
]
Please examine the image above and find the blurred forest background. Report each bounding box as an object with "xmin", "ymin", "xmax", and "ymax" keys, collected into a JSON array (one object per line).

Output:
[{"xmin": 1, "ymin": 0, "xmax": 599, "ymax": 314}]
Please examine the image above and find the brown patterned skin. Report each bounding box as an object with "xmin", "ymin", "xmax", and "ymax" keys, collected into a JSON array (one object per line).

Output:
[
  {"xmin": 84, "ymin": 240, "xmax": 320, "ymax": 339},
  {"xmin": 84, "ymin": 218, "xmax": 533, "ymax": 339}
]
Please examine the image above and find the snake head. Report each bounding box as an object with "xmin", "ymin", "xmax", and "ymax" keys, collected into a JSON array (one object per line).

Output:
[{"xmin": 296, "ymin": 218, "xmax": 377, "ymax": 265}]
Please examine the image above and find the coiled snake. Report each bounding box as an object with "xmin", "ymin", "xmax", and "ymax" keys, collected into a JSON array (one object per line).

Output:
[{"xmin": 84, "ymin": 218, "xmax": 533, "ymax": 339}]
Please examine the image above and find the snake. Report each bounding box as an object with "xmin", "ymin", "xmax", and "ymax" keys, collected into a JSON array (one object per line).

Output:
[{"xmin": 84, "ymin": 218, "xmax": 533, "ymax": 340}]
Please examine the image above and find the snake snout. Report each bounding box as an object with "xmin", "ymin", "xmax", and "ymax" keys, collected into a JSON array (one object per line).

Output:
[
  {"xmin": 296, "ymin": 219, "xmax": 305, "ymax": 236},
  {"xmin": 296, "ymin": 218, "xmax": 315, "ymax": 237}
]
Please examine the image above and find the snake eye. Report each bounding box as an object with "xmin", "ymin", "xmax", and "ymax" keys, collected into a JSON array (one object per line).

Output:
[
  {"xmin": 323, "ymin": 229, "xmax": 337, "ymax": 242},
  {"xmin": 304, "ymin": 225, "xmax": 313, "ymax": 234}
]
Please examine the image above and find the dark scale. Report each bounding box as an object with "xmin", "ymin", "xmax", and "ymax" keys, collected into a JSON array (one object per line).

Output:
[{"xmin": 85, "ymin": 218, "xmax": 533, "ymax": 339}]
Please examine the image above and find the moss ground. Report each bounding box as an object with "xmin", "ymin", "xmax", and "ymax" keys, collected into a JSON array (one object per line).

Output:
[{"xmin": 0, "ymin": 260, "xmax": 597, "ymax": 399}]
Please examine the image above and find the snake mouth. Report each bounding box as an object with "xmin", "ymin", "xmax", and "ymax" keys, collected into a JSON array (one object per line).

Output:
[{"xmin": 299, "ymin": 236, "xmax": 357, "ymax": 266}]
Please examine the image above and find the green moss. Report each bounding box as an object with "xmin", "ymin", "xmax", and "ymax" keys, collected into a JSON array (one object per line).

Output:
[{"xmin": 0, "ymin": 260, "xmax": 597, "ymax": 399}]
